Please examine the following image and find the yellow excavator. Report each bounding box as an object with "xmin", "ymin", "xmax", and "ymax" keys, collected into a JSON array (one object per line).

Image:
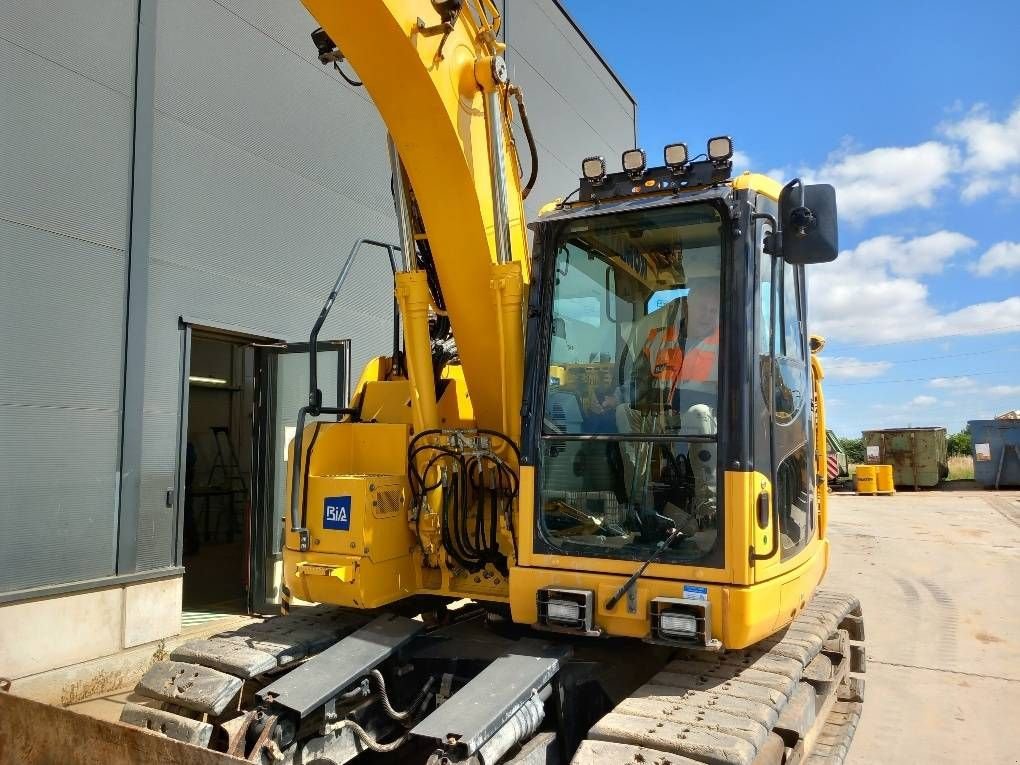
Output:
[{"xmin": 0, "ymin": 2, "xmax": 865, "ymax": 763}]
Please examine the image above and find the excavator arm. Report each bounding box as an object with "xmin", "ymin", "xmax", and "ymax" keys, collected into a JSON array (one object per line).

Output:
[{"xmin": 304, "ymin": 0, "xmax": 531, "ymax": 438}]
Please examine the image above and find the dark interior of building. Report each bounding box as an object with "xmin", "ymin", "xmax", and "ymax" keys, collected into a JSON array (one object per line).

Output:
[{"xmin": 181, "ymin": 335, "xmax": 254, "ymax": 617}]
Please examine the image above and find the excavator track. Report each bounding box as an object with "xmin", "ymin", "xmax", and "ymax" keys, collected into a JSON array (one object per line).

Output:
[
  {"xmin": 120, "ymin": 605, "xmax": 376, "ymax": 759},
  {"xmin": 571, "ymin": 590, "xmax": 865, "ymax": 765},
  {"xmin": 119, "ymin": 592, "xmax": 864, "ymax": 764}
]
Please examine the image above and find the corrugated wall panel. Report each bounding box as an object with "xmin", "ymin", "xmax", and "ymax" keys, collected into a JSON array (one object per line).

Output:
[
  {"xmin": 0, "ymin": 2, "xmax": 135, "ymax": 593},
  {"xmin": 135, "ymin": 0, "xmax": 398, "ymax": 568},
  {"xmin": 0, "ymin": 0, "xmax": 138, "ymax": 95},
  {"xmin": 0, "ymin": 222, "xmax": 125, "ymax": 590},
  {"xmin": 506, "ymin": 0, "xmax": 635, "ymax": 219},
  {"xmin": 0, "ymin": 41, "xmax": 134, "ymax": 250}
]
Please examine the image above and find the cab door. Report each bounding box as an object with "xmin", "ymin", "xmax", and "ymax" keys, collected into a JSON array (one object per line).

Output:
[{"xmin": 754, "ymin": 235, "xmax": 816, "ymax": 581}]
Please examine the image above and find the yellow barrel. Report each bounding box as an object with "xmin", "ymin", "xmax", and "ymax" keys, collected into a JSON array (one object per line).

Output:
[
  {"xmin": 875, "ymin": 464, "xmax": 896, "ymax": 494},
  {"xmin": 855, "ymin": 465, "xmax": 878, "ymax": 495}
]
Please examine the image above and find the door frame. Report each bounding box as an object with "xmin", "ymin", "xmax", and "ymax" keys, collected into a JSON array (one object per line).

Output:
[
  {"xmin": 174, "ymin": 319, "xmax": 279, "ymax": 607},
  {"xmin": 248, "ymin": 339, "xmax": 352, "ymax": 614}
]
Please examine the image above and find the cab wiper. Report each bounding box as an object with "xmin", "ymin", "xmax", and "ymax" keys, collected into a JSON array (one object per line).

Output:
[{"xmin": 604, "ymin": 527, "xmax": 683, "ymax": 611}]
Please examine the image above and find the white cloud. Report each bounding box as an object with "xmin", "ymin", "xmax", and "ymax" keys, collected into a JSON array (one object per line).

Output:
[
  {"xmin": 731, "ymin": 150, "xmax": 752, "ymax": 172},
  {"xmin": 783, "ymin": 104, "xmax": 1020, "ymax": 217},
  {"xmin": 803, "ymin": 141, "xmax": 958, "ymax": 222},
  {"xmin": 841, "ymin": 231, "xmax": 975, "ymax": 277},
  {"xmin": 987, "ymin": 384, "xmax": 1020, "ymax": 397},
  {"xmin": 971, "ymin": 241, "xmax": 1020, "ymax": 276},
  {"xmin": 940, "ymin": 104, "xmax": 1020, "ymax": 201},
  {"xmin": 930, "ymin": 376, "xmax": 977, "ymax": 389},
  {"xmin": 820, "ymin": 356, "xmax": 893, "ymax": 380},
  {"xmin": 808, "ymin": 232, "xmax": 1020, "ymax": 343},
  {"xmin": 911, "ymin": 395, "xmax": 938, "ymax": 406}
]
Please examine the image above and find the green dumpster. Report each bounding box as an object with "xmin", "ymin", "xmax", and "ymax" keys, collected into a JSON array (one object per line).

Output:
[{"xmin": 861, "ymin": 427, "xmax": 948, "ymax": 489}]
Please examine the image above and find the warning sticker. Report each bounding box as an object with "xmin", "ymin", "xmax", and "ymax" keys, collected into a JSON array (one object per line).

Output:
[
  {"xmin": 683, "ymin": 584, "xmax": 708, "ymax": 601},
  {"xmin": 866, "ymin": 445, "xmax": 881, "ymax": 463},
  {"xmin": 975, "ymin": 443, "xmax": 992, "ymax": 462},
  {"xmin": 323, "ymin": 496, "xmax": 352, "ymax": 531}
]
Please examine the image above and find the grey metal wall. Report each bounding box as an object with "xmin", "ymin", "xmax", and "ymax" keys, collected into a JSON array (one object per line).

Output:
[
  {"xmin": 0, "ymin": 1, "xmax": 137, "ymax": 592},
  {"xmin": 136, "ymin": 0, "xmax": 399, "ymax": 569},
  {"xmin": 506, "ymin": 0, "xmax": 636, "ymax": 218},
  {"xmin": 1, "ymin": 0, "xmax": 636, "ymax": 588}
]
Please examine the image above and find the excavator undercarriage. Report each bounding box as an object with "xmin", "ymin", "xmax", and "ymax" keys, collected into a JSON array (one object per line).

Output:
[{"xmin": 1, "ymin": 591, "xmax": 863, "ymax": 765}]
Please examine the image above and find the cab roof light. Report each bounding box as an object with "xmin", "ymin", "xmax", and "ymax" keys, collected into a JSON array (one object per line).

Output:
[
  {"xmin": 664, "ymin": 142, "xmax": 689, "ymax": 172},
  {"xmin": 581, "ymin": 155, "xmax": 606, "ymax": 185},
  {"xmin": 707, "ymin": 135, "xmax": 733, "ymax": 163},
  {"xmin": 622, "ymin": 148, "xmax": 647, "ymax": 179}
]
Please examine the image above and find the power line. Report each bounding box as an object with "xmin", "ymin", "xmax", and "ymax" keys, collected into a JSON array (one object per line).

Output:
[
  {"xmin": 827, "ymin": 323, "xmax": 1020, "ymax": 350},
  {"xmin": 826, "ymin": 371, "xmax": 1007, "ymax": 387},
  {"xmin": 822, "ymin": 344, "xmax": 1020, "ymax": 369}
]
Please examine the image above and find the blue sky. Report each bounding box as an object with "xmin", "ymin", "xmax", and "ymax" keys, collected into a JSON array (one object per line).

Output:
[{"xmin": 564, "ymin": 0, "xmax": 1020, "ymax": 436}]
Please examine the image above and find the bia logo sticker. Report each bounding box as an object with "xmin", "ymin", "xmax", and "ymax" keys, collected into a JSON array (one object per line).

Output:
[{"xmin": 323, "ymin": 496, "xmax": 352, "ymax": 531}]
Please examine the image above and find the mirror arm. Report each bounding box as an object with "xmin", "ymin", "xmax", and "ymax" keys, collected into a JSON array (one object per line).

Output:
[{"xmin": 752, "ymin": 212, "xmax": 779, "ymax": 255}]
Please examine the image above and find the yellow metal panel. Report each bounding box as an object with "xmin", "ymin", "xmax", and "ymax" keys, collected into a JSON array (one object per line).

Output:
[
  {"xmin": 507, "ymin": 539, "xmax": 828, "ymax": 647},
  {"xmin": 732, "ymin": 171, "xmax": 782, "ymax": 200},
  {"xmin": 285, "ymin": 548, "xmax": 417, "ymax": 609},
  {"xmin": 300, "ymin": 0, "xmax": 530, "ymax": 434},
  {"xmin": 360, "ymin": 381, "xmax": 414, "ymax": 425},
  {"xmin": 437, "ymin": 366, "xmax": 475, "ymax": 428}
]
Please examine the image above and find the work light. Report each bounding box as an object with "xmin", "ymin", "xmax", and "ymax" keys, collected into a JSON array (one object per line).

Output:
[
  {"xmin": 621, "ymin": 148, "xmax": 646, "ymax": 178},
  {"xmin": 658, "ymin": 611, "xmax": 698, "ymax": 639},
  {"xmin": 664, "ymin": 142, "xmax": 688, "ymax": 170},
  {"xmin": 581, "ymin": 155, "xmax": 606, "ymax": 184},
  {"xmin": 545, "ymin": 599, "xmax": 581, "ymax": 624},
  {"xmin": 707, "ymin": 135, "xmax": 733, "ymax": 162}
]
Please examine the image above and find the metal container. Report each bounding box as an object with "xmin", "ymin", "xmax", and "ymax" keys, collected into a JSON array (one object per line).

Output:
[
  {"xmin": 969, "ymin": 419, "xmax": 1020, "ymax": 488},
  {"xmin": 854, "ymin": 465, "xmax": 877, "ymax": 495},
  {"xmin": 862, "ymin": 427, "xmax": 948, "ymax": 489},
  {"xmin": 875, "ymin": 464, "xmax": 895, "ymax": 494}
]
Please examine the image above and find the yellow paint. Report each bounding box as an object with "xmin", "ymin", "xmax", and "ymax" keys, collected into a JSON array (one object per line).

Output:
[
  {"xmin": 507, "ymin": 539, "xmax": 827, "ymax": 648},
  {"xmin": 732, "ymin": 172, "xmax": 782, "ymax": 200},
  {"xmin": 395, "ymin": 270, "xmax": 439, "ymax": 432},
  {"xmin": 301, "ymin": 0, "xmax": 530, "ymax": 435},
  {"xmin": 811, "ymin": 343, "xmax": 830, "ymax": 537}
]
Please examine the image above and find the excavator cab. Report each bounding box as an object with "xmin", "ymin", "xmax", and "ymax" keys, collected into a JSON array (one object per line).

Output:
[{"xmin": 512, "ymin": 145, "xmax": 843, "ymax": 650}]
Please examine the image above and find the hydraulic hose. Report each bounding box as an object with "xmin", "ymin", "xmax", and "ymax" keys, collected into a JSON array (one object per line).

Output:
[{"xmin": 509, "ymin": 85, "xmax": 538, "ymax": 199}]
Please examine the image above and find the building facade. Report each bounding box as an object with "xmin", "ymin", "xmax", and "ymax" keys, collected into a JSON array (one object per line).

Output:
[{"xmin": 0, "ymin": 0, "xmax": 634, "ymax": 686}]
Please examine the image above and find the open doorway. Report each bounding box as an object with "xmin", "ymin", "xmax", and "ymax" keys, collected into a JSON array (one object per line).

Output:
[{"xmin": 181, "ymin": 334, "xmax": 255, "ymax": 617}]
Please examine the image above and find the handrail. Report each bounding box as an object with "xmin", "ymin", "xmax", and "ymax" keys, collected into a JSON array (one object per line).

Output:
[
  {"xmin": 291, "ymin": 238, "xmax": 401, "ymax": 550},
  {"xmin": 307, "ymin": 238, "xmax": 400, "ymax": 411}
]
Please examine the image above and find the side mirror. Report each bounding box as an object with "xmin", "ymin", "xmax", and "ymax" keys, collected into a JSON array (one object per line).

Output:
[{"xmin": 779, "ymin": 182, "xmax": 838, "ymax": 264}]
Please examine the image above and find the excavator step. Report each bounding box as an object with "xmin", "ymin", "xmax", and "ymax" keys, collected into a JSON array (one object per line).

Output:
[
  {"xmin": 256, "ymin": 613, "xmax": 422, "ymax": 717},
  {"xmin": 135, "ymin": 661, "xmax": 243, "ymax": 716},
  {"xmin": 570, "ymin": 590, "xmax": 865, "ymax": 765},
  {"xmin": 119, "ymin": 702, "xmax": 214, "ymax": 747},
  {"xmin": 411, "ymin": 651, "xmax": 563, "ymax": 756}
]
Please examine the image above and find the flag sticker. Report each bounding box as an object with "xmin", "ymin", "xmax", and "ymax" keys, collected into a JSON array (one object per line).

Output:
[{"xmin": 323, "ymin": 496, "xmax": 352, "ymax": 531}]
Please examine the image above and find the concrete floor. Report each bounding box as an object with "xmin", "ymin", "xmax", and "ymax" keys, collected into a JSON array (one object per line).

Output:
[{"xmin": 825, "ymin": 486, "xmax": 1020, "ymax": 765}]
